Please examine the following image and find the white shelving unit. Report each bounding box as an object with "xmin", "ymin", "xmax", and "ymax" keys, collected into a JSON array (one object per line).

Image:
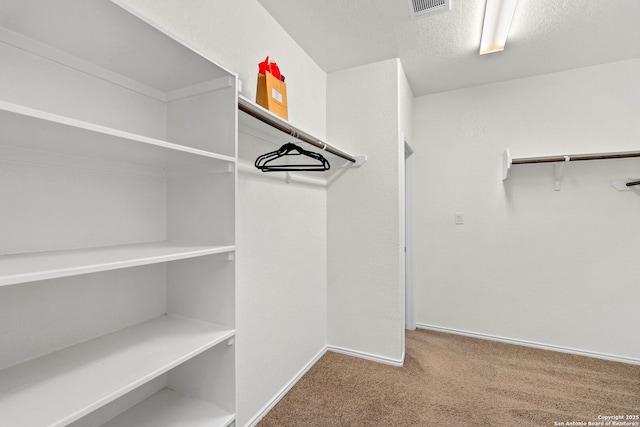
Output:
[{"xmin": 0, "ymin": 1, "xmax": 236, "ymax": 426}]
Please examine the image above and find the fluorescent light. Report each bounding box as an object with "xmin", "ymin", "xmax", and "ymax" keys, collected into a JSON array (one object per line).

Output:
[{"xmin": 479, "ymin": 0, "xmax": 518, "ymax": 55}]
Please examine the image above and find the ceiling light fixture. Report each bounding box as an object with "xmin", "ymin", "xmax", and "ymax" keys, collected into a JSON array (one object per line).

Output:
[{"xmin": 479, "ymin": 0, "xmax": 518, "ymax": 55}]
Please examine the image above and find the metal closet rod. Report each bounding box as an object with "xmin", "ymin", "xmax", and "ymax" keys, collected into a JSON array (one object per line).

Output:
[
  {"xmin": 238, "ymin": 102, "xmax": 356, "ymax": 163},
  {"xmin": 512, "ymin": 151, "xmax": 640, "ymax": 164}
]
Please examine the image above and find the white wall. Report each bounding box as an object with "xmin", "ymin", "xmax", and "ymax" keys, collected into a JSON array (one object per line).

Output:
[
  {"xmin": 236, "ymin": 157, "xmax": 327, "ymax": 425},
  {"xmin": 326, "ymin": 58, "xmax": 405, "ymax": 364},
  {"xmin": 116, "ymin": 1, "xmax": 329, "ymax": 425},
  {"xmin": 413, "ymin": 58, "xmax": 640, "ymax": 363}
]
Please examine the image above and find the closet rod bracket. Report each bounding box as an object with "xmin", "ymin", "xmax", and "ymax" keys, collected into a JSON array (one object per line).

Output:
[
  {"xmin": 611, "ymin": 178, "xmax": 640, "ymax": 191},
  {"xmin": 349, "ymin": 154, "xmax": 367, "ymax": 167},
  {"xmin": 502, "ymin": 149, "xmax": 512, "ymax": 180},
  {"xmin": 553, "ymin": 156, "xmax": 570, "ymax": 191}
]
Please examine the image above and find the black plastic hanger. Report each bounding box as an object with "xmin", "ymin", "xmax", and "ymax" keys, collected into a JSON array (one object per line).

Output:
[{"xmin": 255, "ymin": 143, "xmax": 331, "ymax": 172}]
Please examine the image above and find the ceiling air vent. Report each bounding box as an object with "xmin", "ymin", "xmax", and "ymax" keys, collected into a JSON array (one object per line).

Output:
[{"xmin": 409, "ymin": 0, "xmax": 451, "ymax": 17}]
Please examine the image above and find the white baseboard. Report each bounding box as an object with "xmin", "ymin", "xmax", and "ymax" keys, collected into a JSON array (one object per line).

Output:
[
  {"xmin": 327, "ymin": 345, "xmax": 405, "ymax": 367},
  {"xmin": 416, "ymin": 323, "xmax": 640, "ymax": 366},
  {"xmin": 244, "ymin": 344, "xmax": 406, "ymax": 426},
  {"xmin": 245, "ymin": 346, "xmax": 327, "ymax": 427}
]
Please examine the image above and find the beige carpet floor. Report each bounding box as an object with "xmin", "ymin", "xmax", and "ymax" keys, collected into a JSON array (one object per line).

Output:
[{"xmin": 258, "ymin": 329, "xmax": 640, "ymax": 426}]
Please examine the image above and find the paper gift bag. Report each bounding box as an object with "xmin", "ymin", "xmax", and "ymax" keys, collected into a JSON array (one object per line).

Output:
[{"xmin": 256, "ymin": 58, "xmax": 288, "ymax": 120}]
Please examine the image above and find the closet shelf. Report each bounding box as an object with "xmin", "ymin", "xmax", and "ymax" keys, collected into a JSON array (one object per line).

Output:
[
  {"xmin": 238, "ymin": 95, "xmax": 366, "ymax": 166},
  {"xmin": 0, "ymin": 315, "xmax": 235, "ymax": 427},
  {"xmin": 0, "ymin": 1, "xmax": 231, "ymax": 97},
  {"xmin": 502, "ymin": 148, "xmax": 640, "ymax": 180},
  {"xmin": 502, "ymin": 148, "xmax": 640, "ymax": 190},
  {"xmin": 103, "ymin": 388, "xmax": 235, "ymax": 427},
  {"xmin": 0, "ymin": 101, "xmax": 235, "ymax": 171},
  {"xmin": 0, "ymin": 242, "xmax": 235, "ymax": 287}
]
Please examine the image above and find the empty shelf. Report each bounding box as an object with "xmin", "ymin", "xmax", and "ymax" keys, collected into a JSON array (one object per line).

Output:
[
  {"xmin": 0, "ymin": 315, "xmax": 235, "ymax": 427},
  {"xmin": 102, "ymin": 388, "xmax": 235, "ymax": 427},
  {"xmin": 0, "ymin": 242, "xmax": 235, "ymax": 287},
  {"xmin": 0, "ymin": 101, "xmax": 235, "ymax": 170}
]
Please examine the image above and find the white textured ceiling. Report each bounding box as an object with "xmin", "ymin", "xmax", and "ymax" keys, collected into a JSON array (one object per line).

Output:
[{"xmin": 256, "ymin": 0, "xmax": 640, "ymax": 96}]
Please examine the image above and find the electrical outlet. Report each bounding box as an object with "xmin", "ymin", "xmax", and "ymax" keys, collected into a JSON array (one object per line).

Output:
[{"xmin": 455, "ymin": 212, "xmax": 463, "ymax": 225}]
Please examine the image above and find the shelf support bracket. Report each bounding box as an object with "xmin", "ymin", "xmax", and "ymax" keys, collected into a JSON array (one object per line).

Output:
[{"xmin": 553, "ymin": 156, "xmax": 570, "ymax": 191}]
